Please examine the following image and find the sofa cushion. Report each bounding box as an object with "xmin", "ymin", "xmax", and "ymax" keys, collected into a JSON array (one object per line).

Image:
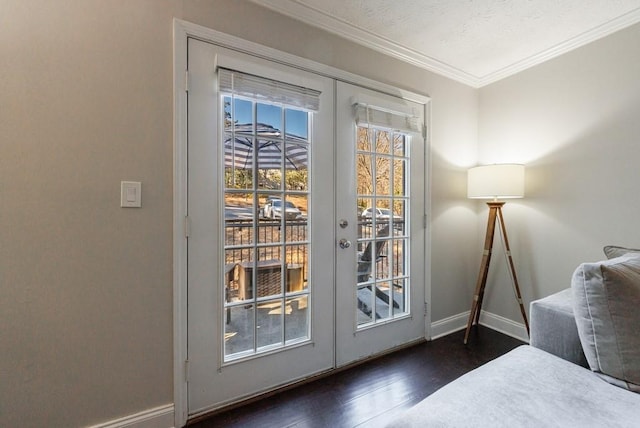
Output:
[
  {"xmin": 529, "ymin": 288, "xmax": 588, "ymax": 367},
  {"xmin": 571, "ymin": 254, "xmax": 640, "ymax": 392},
  {"xmin": 603, "ymin": 245, "xmax": 640, "ymax": 259},
  {"xmin": 387, "ymin": 345, "xmax": 640, "ymax": 428}
]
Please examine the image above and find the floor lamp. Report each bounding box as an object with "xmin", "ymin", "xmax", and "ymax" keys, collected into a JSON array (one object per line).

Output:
[{"xmin": 463, "ymin": 164, "xmax": 530, "ymax": 345}]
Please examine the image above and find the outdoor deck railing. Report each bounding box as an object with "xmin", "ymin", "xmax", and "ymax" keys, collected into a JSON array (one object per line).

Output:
[{"xmin": 224, "ymin": 218, "xmax": 405, "ymax": 301}]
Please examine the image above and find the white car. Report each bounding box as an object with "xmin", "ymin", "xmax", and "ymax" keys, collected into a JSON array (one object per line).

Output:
[
  {"xmin": 264, "ymin": 199, "xmax": 302, "ymax": 220},
  {"xmin": 361, "ymin": 207, "xmax": 403, "ymax": 222}
]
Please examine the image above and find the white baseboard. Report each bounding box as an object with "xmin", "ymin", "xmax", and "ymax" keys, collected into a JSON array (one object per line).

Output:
[
  {"xmin": 87, "ymin": 404, "xmax": 174, "ymax": 428},
  {"xmin": 430, "ymin": 312, "xmax": 468, "ymax": 339},
  {"xmin": 430, "ymin": 310, "xmax": 529, "ymax": 343},
  {"xmin": 478, "ymin": 311, "xmax": 529, "ymax": 343}
]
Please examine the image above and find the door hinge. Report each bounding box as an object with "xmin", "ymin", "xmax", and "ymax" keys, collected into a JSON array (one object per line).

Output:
[
  {"xmin": 422, "ymin": 124, "xmax": 427, "ymax": 139},
  {"xmin": 424, "ymin": 302, "xmax": 428, "ymax": 317},
  {"xmin": 423, "ymin": 214, "xmax": 428, "ymax": 229},
  {"xmin": 185, "ymin": 69, "xmax": 189, "ymax": 92},
  {"xmin": 184, "ymin": 359, "xmax": 189, "ymax": 382},
  {"xmin": 184, "ymin": 216, "xmax": 190, "ymax": 238}
]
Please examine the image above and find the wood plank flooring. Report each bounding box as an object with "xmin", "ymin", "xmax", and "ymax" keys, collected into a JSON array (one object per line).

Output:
[{"xmin": 188, "ymin": 326, "xmax": 525, "ymax": 428}]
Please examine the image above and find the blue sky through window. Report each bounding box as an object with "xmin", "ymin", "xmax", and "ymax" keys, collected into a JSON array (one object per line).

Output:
[
  {"xmin": 285, "ymin": 109, "xmax": 307, "ymax": 139},
  {"xmin": 226, "ymin": 96, "xmax": 308, "ymax": 139}
]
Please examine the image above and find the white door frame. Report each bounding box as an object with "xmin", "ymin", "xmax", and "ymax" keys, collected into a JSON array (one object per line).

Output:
[{"xmin": 173, "ymin": 18, "xmax": 432, "ymax": 428}]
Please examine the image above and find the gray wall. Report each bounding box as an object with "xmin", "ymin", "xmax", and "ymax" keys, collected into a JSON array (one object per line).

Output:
[
  {"xmin": 1, "ymin": 0, "xmax": 478, "ymax": 426},
  {"xmin": 1, "ymin": 1, "xmax": 180, "ymax": 427},
  {"xmin": 478, "ymin": 22, "xmax": 640, "ymax": 322}
]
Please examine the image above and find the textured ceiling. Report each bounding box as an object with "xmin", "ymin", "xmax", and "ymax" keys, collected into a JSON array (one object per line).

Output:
[{"xmin": 251, "ymin": 0, "xmax": 640, "ymax": 87}]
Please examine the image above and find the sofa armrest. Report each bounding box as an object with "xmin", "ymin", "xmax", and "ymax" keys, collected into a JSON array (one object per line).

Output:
[{"xmin": 529, "ymin": 288, "xmax": 588, "ymax": 367}]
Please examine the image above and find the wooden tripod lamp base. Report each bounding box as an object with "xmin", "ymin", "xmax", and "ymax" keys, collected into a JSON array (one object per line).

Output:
[
  {"xmin": 464, "ymin": 164, "xmax": 529, "ymax": 345},
  {"xmin": 463, "ymin": 202, "xmax": 530, "ymax": 344}
]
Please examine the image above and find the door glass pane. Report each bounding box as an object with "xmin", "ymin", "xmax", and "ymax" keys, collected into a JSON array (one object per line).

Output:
[
  {"xmin": 257, "ymin": 299, "xmax": 283, "ymax": 350},
  {"xmin": 225, "ymin": 193, "xmax": 255, "ymax": 245},
  {"xmin": 258, "ymin": 193, "xmax": 279, "ymax": 244},
  {"xmin": 375, "ymin": 129, "xmax": 391, "ymax": 154},
  {"xmin": 393, "ymin": 159, "xmax": 406, "ymax": 196},
  {"xmin": 375, "ymin": 282, "xmax": 393, "ymax": 321},
  {"xmin": 256, "ymin": 139, "xmax": 283, "ymax": 189},
  {"xmin": 357, "ymin": 154, "xmax": 373, "ymax": 196},
  {"xmin": 285, "ymin": 245, "xmax": 308, "ymax": 292},
  {"xmin": 225, "ymin": 304, "xmax": 255, "ymax": 357},
  {"xmin": 285, "ymin": 295, "xmax": 309, "ymax": 343},
  {"xmin": 224, "ymin": 96, "xmax": 233, "ymax": 132},
  {"xmin": 285, "ymin": 197, "xmax": 307, "ymax": 242},
  {"xmin": 393, "ymin": 133, "xmax": 406, "ymax": 156},
  {"xmin": 224, "ymin": 134, "xmax": 254, "ymax": 190},
  {"xmin": 376, "ymin": 157, "xmax": 391, "ymax": 195},
  {"xmin": 222, "ymin": 94, "xmax": 312, "ymax": 362},
  {"xmin": 392, "ymin": 199, "xmax": 407, "ymax": 235},
  {"xmin": 285, "ymin": 143, "xmax": 309, "ymax": 191},
  {"xmin": 234, "ymin": 98, "xmax": 253, "ymax": 130},
  {"xmin": 285, "ymin": 108, "xmax": 308, "ymax": 140},
  {"xmin": 392, "ymin": 279, "xmax": 408, "ymax": 316},
  {"xmin": 257, "ymin": 103, "xmax": 282, "ymax": 132},
  {"xmin": 357, "ymin": 126, "xmax": 372, "ymax": 152},
  {"xmin": 356, "ymin": 123, "xmax": 411, "ymax": 328}
]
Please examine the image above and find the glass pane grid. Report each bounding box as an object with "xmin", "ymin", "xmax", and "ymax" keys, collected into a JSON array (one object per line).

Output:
[
  {"xmin": 356, "ymin": 125, "xmax": 411, "ymax": 328},
  {"xmin": 223, "ymin": 95, "xmax": 312, "ymax": 362}
]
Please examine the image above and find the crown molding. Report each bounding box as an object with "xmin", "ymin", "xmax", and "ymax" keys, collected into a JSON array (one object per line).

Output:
[
  {"xmin": 250, "ymin": 0, "xmax": 478, "ymax": 87},
  {"xmin": 251, "ymin": 0, "xmax": 640, "ymax": 88},
  {"xmin": 477, "ymin": 7, "xmax": 640, "ymax": 86}
]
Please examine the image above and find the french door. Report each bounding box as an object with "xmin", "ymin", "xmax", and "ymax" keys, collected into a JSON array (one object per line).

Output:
[
  {"xmin": 335, "ymin": 82, "xmax": 426, "ymax": 366},
  {"xmin": 186, "ymin": 39, "xmax": 335, "ymax": 416},
  {"xmin": 186, "ymin": 38, "xmax": 426, "ymax": 419}
]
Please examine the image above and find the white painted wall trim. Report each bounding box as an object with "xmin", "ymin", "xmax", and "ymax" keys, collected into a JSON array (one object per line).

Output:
[
  {"xmin": 87, "ymin": 404, "xmax": 174, "ymax": 428},
  {"xmin": 431, "ymin": 311, "xmax": 529, "ymax": 343},
  {"xmin": 174, "ymin": 19, "xmax": 431, "ymax": 104},
  {"xmin": 172, "ymin": 20, "xmax": 189, "ymax": 428},
  {"xmin": 479, "ymin": 311, "xmax": 529, "ymax": 343},
  {"xmin": 423, "ymin": 101, "xmax": 433, "ymax": 343},
  {"xmin": 430, "ymin": 312, "xmax": 469, "ymax": 340}
]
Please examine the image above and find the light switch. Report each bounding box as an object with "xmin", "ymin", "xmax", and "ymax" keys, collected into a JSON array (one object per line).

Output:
[
  {"xmin": 126, "ymin": 186, "xmax": 137, "ymax": 202},
  {"xmin": 121, "ymin": 181, "xmax": 142, "ymax": 208}
]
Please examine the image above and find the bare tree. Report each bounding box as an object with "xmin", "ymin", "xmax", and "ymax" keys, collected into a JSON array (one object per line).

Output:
[{"xmin": 356, "ymin": 127, "xmax": 405, "ymax": 211}]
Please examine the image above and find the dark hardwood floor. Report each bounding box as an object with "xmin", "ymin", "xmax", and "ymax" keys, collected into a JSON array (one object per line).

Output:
[{"xmin": 189, "ymin": 326, "xmax": 525, "ymax": 428}]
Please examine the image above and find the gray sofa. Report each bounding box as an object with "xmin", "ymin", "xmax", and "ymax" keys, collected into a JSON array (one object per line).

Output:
[{"xmin": 388, "ymin": 251, "xmax": 640, "ymax": 427}]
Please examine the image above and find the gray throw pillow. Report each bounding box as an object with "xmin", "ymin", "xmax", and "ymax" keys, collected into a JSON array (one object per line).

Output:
[
  {"xmin": 603, "ymin": 245, "xmax": 640, "ymax": 259},
  {"xmin": 572, "ymin": 253, "xmax": 640, "ymax": 393}
]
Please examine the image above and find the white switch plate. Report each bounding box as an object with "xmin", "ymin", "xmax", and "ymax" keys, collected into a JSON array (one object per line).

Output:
[{"xmin": 121, "ymin": 181, "xmax": 142, "ymax": 208}]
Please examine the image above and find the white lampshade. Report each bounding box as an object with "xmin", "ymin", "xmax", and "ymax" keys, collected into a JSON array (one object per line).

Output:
[{"xmin": 467, "ymin": 164, "xmax": 525, "ymax": 199}]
